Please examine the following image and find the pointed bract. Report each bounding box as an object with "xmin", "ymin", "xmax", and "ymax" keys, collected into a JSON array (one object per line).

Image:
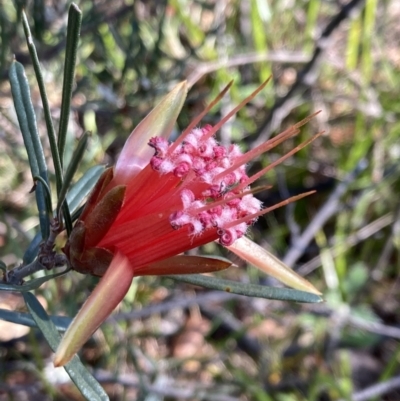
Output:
[
  {"xmin": 114, "ymin": 81, "xmax": 188, "ymax": 184},
  {"xmin": 54, "ymin": 252, "xmax": 134, "ymax": 367},
  {"xmin": 227, "ymin": 237, "xmax": 322, "ymax": 295}
]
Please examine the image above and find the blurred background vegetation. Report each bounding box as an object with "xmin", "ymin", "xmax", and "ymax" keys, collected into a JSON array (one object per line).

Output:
[{"xmin": 1, "ymin": 0, "xmax": 400, "ymax": 400}]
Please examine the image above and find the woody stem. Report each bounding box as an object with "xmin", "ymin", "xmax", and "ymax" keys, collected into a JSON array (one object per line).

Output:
[
  {"xmin": 4, "ymin": 254, "xmax": 68, "ymax": 285},
  {"xmin": 3, "ymin": 218, "xmax": 67, "ymax": 285}
]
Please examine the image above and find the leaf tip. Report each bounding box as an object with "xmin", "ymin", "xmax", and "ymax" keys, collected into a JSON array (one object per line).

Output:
[{"xmin": 71, "ymin": 3, "xmax": 82, "ymax": 13}]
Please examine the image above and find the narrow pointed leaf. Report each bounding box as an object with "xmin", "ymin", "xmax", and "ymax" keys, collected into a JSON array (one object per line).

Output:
[
  {"xmin": 22, "ymin": 292, "xmax": 109, "ymax": 401},
  {"xmin": 9, "ymin": 61, "xmax": 48, "ymax": 183},
  {"xmin": 57, "ymin": 132, "xmax": 89, "ymax": 215},
  {"xmin": 22, "ymin": 10, "xmax": 63, "ymax": 196},
  {"xmin": 58, "ymin": 3, "xmax": 82, "ymax": 166},
  {"xmin": 33, "ymin": 175, "xmax": 53, "ymax": 218},
  {"xmin": 66, "ymin": 165, "xmax": 105, "ymax": 214},
  {"xmin": 23, "ymin": 232, "xmax": 42, "ymax": 265},
  {"xmin": 0, "ymin": 269, "xmax": 70, "ymax": 292},
  {"xmin": 23, "ymin": 167, "xmax": 103, "ymax": 266},
  {"xmin": 9, "ymin": 61, "xmax": 50, "ymax": 239},
  {"xmin": 62, "ymin": 201, "xmax": 73, "ymax": 236},
  {"xmin": 168, "ymin": 274, "xmax": 323, "ymax": 303},
  {"xmin": 0, "ymin": 308, "xmax": 71, "ymax": 332}
]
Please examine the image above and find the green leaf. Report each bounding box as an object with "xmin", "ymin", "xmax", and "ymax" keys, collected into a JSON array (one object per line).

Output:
[
  {"xmin": 22, "ymin": 10, "xmax": 63, "ymax": 198},
  {"xmin": 22, "ymin": 292, "xmax": 109, "ymax": 401},
  {"xmin": 57, "ymin": 131, "xmax": 90, "ymax": 235},
  {"xmin": 19, "ymin": 162, "xmax": 98, "ymax": 260},
  {"xmin": 33, "ymin": 175, "xmax": 53, "ymax": 218},
  {"xmin": 23, "ymin": 167, "xmax": 101, "ymax": 265},
  {"xmin": 167, "ymin": 274, "xmax": 323, "ymax": 303},
  {"xmin": 66, "ymin": 165, "xmax": 105, "ymax": 214},
  {"xmin": 57, "ymin": 132, "xmax": 90, "ymax": 216},
  {"xmin": 9, "ymin": 61, "xmax": 50, "ymax": 239},
  {"xmin": 0, "ymin": 269, "xmax": 70, "ymax": 292},
  {"xmin": 61, "ymin": 203, "xmax": 73, "ymax": 236},
  {"xmin": 57, "ymin": 3, "xmax": 82, "ymax": 167},
  {"xmin": 23, "ymin": 232, "xmax": 43, "ymax": 265},
  {"xmin": 0, "ymin": 308, "xmax": 71, "ymax": 331}
]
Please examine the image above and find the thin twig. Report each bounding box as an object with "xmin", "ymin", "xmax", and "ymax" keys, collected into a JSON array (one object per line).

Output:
[
  {"xmin": 94, "ymin": 371, "xmax": 240, "ymax": 401},
  {"xmin": 308, "ymin": 304, "xmax": 400, "ymax": 340},
  {"xmin": 298, "ymin": 213, "xmax": 394, "ymax": 276},
  {"xmin": 3, "ymin": 220, "xmax": 66, "ymax": 285},
  {"xmin": 253, "ymin": 0, "xmax": 366, "ymax": 146},
  {"xmin": 4, "ymin": 254, "xmax": 68, "ymax": 285},
  {"xmin": 187, "ymin": 51, "xmax": 309, "ymax": 88},
  {"xmin": 282, "ymin": 158, "xmax": 368, "ymax": 268},
  {"xmin": 200, "ymin": 305, "xmax": 261, "ymax": 360},
  {"xmin": 113, "ymin": 290, "xmax": 238, "ymax": 321},
  {"xmin": 339, "ymin": 375, "xmax": 400, "ymax": 401},
  {"xmin": 277, "ymin": 168, "xmax": 301, "ymax": 244},
  {"xmin": 348, "ymin": 315, "xmax": 400, "ymax": 340},
  {"xmin": 372, "ymin": 206, "xmax": 400, "ymax": 279}
]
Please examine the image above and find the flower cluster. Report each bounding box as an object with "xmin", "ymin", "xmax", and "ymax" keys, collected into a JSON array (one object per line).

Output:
[{"xmin": 55, "ymin": 81, "xmax": 321, "ymax": 367}]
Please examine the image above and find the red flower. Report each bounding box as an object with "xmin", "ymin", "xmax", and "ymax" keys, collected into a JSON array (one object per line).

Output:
[{"xmin": 55, "ymin": 81, "xmax": 321, "ymax": 366}]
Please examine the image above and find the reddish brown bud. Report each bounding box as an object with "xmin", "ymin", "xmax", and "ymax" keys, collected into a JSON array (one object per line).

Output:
[
  {"xmin": 83, "ymin": 185, "xmax": 126, "ymax": 248},
  {"xmin": 79, "ymin": 167, "xmax": 115, "ymax": 222}
]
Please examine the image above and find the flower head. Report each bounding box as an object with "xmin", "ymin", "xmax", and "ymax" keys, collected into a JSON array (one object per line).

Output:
[{"xmin": 55, "ymin": 80, "xmax": 321, "ymax": 367}]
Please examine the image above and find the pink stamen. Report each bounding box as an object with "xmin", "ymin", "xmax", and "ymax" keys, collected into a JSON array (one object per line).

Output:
[
  {"xmin": 237, "ymin": 131, "xmax": 325, "ymax": 191},
  {"xmin": 223, "ymin": 191, "xmax": 316, "ymax": 231},
  {"xmin": 170, "ymin": 81, "xmax": 234, "ymax": 152},
  {"xmin": 214, "ymin": 112, "xmax": 321, "ymax": 183},
  {"xmin": 200, "ymin": 78, "xmax": 272, "ymax": 143}
]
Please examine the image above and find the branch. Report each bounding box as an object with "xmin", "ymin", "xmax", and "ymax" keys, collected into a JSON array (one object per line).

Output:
[
  {"xmin": 253, "ymin": 0, "xmax": 366, "ymax": 146},
  {"xmin": 339, "ymin": 376, "xmax": 400, "ymax": 401},
  {"xmin": 282, "ymin": 158, "xmax": 368, "ymax": 268},
  {"xmin": 3, "ymin": 220, "xmax": 67, "ymax": 285},
  {"xmin": 4, "ymin": 254, "xmax": 68, "ymax": 285}
]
